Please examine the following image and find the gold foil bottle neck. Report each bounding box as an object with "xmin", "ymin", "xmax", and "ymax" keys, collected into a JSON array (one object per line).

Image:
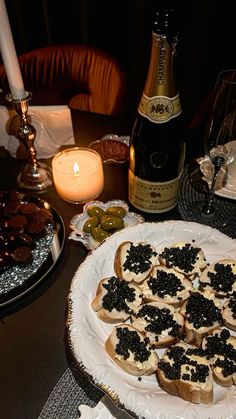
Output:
[{"xmin": 138, "ymin": 31, "xmax": 181, "ymax": 123}]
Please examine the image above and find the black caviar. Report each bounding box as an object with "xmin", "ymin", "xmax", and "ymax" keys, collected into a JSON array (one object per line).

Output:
[
  {"xmin": 228, "ymin": 296, "xmax": 236, "ymax": 319},
  {"xmin": 102, "ymin": 276, "xmax": 137, "ymax": 313},
  {"xmin": 204, "ymin": 329, "xmax": 236, "ymax": 377},
  {"xmin": 202, "ymin": 263, "xmax": 236, "ymax": 294},
  {"xmin": 159, "ymin": 243, "xmax": 202, "ymax": 273},
  {"xmin": 147, "ymin": 269, "xmax": 184, "ymax": 298},
  {"xmin": 158, "ymin": 345, "xmax": 209, "ymax": 382},
  {"xmin": 134, "ymin": 304, "xmax": 181, "ymax": 340},
  {"xmin": 123, "ymin": 243, "xmax": 157, "ymax": 274},
  {"xmin": 115, "ymin": 326, "xmax": 151, "ymax": 363},
  {"xmin": 185, "ymin": 292, "xmax": 223, "ymax": 328}
]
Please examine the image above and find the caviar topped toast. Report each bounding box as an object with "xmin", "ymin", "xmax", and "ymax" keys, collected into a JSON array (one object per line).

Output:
[
  {"xmin": 114, "ymin": 241, "xmax": 158, "ymax": 283},
  {"xmin": 159, "ymin": 242, "xmax": 207, "ymax": 279},
  {"xmin": 202, "ymin": 328, "xmax": 236, "ymax": 387},
  {"xmin": 180, "ymin": 291, "xmax": 223, "ymax": 347},
  {"xmin": 131, "ymin": 301, "xmax": 184, "ymax": 347},
  {"xmin": 91, "ymin": 276, "xmax": 143, "ymax": 323},
  {"xmin": 199, "ymin": 259, "xmax": 236, "ymax": 297},
  {"xmin": 157, "ymin": 341, "xmax": 213, "ymax": 404},
  {"xmin": 105, "ymin": 323, "xmax": 159, "ymax": 376},
  {"xmin": 140, "ymin": 265, "xmax": 192, "ymax": 307}
]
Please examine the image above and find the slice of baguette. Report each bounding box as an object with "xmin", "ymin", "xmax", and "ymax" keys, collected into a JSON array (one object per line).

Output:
[
  {"xmin": 91, "ymin": 276, "xmax": 143, "ymax": 323},
  {"xmin": 105, "ymin": 323, "xmax": 158, "ymax": 376},
  {"xmin": 114, "ymin": 241, "xmax": 158, "ymax": 283},
  {"xmin": 131, "ymin": 301, "xmax": 184, "ymax": 348},
  {"xmin": 140, "ymin": 265, "xmax": 192, "ymax": 308},
  {"xmin": 199, "ymin": 259, "xmax": 236, "ymax": 297},
  {"xmin": 222, "ymin": 296, "xmax": 236, "ymax": 331},
  {"xmin": 157, "ymin": 341, "xmax": 213, "ymax": 404},
  {"xmin": 180, "ymin": 291, "xmax": 223, "ymax": 347},
  {"xmin": 202, "ymin": 328, "xmax": 236, "ymax": 387},
  {"xmin": 159, "ymin": 242, "xmax": 207, "ymax": 279}
]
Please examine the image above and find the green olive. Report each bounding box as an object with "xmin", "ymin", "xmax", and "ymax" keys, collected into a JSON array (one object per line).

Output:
[
  {"xmin": 106, "ymin": 206, "xmax": 126, "ymax": 218},
  {"xmin": 87, "ymin": 206, "xmax": 105, "ymax": 218},
  {"xmin": 100, "ymin": 215, "xmax": 124, "ymax": 231},
  {"xmin": 83, "ymin": 216, "xmax": 99, "ymax": 233},
  {"xmin": 91, "ymin": 227, "xmax": 111, "ymax": 243}
]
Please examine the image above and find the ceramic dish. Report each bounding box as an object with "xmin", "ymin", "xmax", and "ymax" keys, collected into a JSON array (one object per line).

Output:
[
  {"xmin": 69, "ymin": 199, "xmax": 144, "ymax": 250},
  {"xmin": 88, "ymin": 134, "xmax": 130, "ymax": 164},
  {"xmin": 68, "ymin": 220, "xmax": 236, "ymax": 419}
]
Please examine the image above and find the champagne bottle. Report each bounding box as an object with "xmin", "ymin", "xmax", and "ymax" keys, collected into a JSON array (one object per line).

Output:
[{"xmin": 128, "ymin": 8, "xmax": 186, "ymax": 214}]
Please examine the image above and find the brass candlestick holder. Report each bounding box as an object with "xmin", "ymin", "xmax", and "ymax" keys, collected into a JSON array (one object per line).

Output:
[{"xmin": 6, "ymin": 92, "xmax": 52, "ymax": 191}]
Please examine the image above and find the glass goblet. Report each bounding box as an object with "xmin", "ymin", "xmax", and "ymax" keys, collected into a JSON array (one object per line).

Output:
[
  {"xmin": 202, "ymin": 69, "xmax": 236, "ymax": 218},
  {"xmin": 179, "ymin": 69, "xmax": 236, "ymax": 231}
]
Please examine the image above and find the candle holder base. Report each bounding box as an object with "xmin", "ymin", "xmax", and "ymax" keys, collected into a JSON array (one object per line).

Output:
[
  {"xmin": 17, "ymin": 161, "xmax": 52, "ymax": 191},
  {"xmin": 7, "ymin": 92, "xmax": 52, "ymax": 191}
]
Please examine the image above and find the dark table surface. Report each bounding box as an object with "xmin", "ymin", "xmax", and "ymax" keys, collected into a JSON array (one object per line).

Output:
[{"xmin": 0, "ymin": 109, "xmax": 203, "ymax": 419}]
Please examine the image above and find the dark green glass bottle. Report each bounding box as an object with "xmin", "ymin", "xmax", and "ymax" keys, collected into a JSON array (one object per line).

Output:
[{"xmin": 128, "ymin": 9, "xmax": 185, "ymax": 214}]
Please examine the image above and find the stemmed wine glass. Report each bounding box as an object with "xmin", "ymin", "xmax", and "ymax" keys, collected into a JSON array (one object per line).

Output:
[
  {"xmin": 202, "ymin": 69, "xmax": 236, "ymax": 218},
  {"xmin": 179, "ymin": 69, "xmax": 236, "ymax": 231}
]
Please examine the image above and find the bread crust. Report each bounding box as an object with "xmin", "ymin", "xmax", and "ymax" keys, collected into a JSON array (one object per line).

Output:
[
  {"xmin": 105, "ymin": 323, "xmax": 158, "ymax": 376},
  {"xmin": 141, "ymin": 265, "xmax": 192, "ymax": 308},
  {"xmin": 114, "ymin": 241, "xmax": 158, "ymax": 283},
  {"xmin": 157, "ymin": 342, "xmax": 213, "ymax": 404},
  {"xmin": 91, "ymin": 277, "xmax": 143, "ymax": 323}
]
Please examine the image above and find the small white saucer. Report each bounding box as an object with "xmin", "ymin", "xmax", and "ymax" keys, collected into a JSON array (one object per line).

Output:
[{"xmin": 69, "ymin": 199, "xmax": 144, "ymax": 250}]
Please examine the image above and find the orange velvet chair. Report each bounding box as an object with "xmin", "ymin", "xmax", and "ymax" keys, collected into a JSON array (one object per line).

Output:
[{"xmin": 0, "ymin": 44, "xmax": 126, "ymax": 115}]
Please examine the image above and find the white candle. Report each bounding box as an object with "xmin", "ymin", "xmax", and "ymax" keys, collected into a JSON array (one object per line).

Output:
[
  {"xmin": 0, "ymin": 0, "xmax": 25, "ymax": 99},
  {"xmin": 52, "ymin": 147, "xmax": 104, "ymax": 203}
]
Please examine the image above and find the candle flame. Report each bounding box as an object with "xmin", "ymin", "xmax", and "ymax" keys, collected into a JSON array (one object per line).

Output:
[{"xmin": 73, "ymin": 162, "xmax": 80, "ymax": 175}]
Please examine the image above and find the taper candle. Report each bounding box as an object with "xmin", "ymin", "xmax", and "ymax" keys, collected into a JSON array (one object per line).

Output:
[{"xmin": 0, "ymin": 0, "xmax": 25, "ymax": 99}]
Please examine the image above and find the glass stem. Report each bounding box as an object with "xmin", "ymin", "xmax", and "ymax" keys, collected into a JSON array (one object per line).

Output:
[{"xmin": 203, "ymin": 161, "xmax": 222, "ymax": 215}]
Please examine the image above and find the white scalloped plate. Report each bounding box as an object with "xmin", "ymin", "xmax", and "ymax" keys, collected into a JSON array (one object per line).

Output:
[
  {"xmin": 68, "ymin": 221, "xmax": 236, "ymax": 419},
  {"xmin": 69, "ymin": 199, "xmax": 144, "ymax": 250}
]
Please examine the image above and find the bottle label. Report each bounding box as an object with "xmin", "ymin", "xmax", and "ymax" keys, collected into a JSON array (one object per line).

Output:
[
  {"xmin": 128, "ymin": 169, "xmax": 181, "ymax": 213},
  {"xmin": 138, "ymin": 93, "xmax": 181, "ymax": 123}
]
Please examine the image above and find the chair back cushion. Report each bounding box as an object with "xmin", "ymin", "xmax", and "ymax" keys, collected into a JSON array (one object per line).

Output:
[{"xmin": 0, "ymin": 44, "xmax": 126, "ymax": 115}]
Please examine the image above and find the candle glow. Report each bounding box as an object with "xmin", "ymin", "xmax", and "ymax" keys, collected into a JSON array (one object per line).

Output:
[
  {"xmin": 52, "ymin": 147, "xmax": 104, "ymax": 203},
  {"xmin": 73, "ymin": 162, "xmax": 80, "ymax": 175}
]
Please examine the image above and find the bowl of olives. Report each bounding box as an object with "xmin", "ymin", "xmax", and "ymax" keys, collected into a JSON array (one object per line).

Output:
[{"xmin": 69, "ymin": 200, "xmax": 144, "ymax": 250}]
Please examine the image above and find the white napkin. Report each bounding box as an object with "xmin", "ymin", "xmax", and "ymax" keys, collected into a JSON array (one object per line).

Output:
[{"xmin": 0, "ymin": 105, "xmax": 75, "ymax": 159}]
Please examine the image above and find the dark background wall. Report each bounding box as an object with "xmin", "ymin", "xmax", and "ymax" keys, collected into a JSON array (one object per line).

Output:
[{"xmin": 1, "ymin": 0, "xmax": 236, "ymax": 126}]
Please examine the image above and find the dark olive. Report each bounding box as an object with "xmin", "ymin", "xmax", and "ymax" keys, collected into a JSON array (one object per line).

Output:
[
  {"xmin": 106, "ymin": 206, "xmax": 126, "ymax": 218},
  {"xmin": 83, "ymin": 216, "xmax": 99, "ymax": 233},
  {"xmin": 100, "ymin": 215, "xmax": 124, "ymax": 231},
  {"xmin": 87, "ymin": 206, "xmax": 105, "ymax": 218},
  {"xmin": 91, "ymin": 227, "xmax": 110, "ymax": 243}
]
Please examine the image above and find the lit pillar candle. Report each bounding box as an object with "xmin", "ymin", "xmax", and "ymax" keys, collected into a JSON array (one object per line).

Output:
[
  {"xmin": 0, "ymin": 0, "xmax": 25, "ymax": 99},
  {"xmin": 52, "ymin": 147, "xmax": 104, "ymax": 203}
]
